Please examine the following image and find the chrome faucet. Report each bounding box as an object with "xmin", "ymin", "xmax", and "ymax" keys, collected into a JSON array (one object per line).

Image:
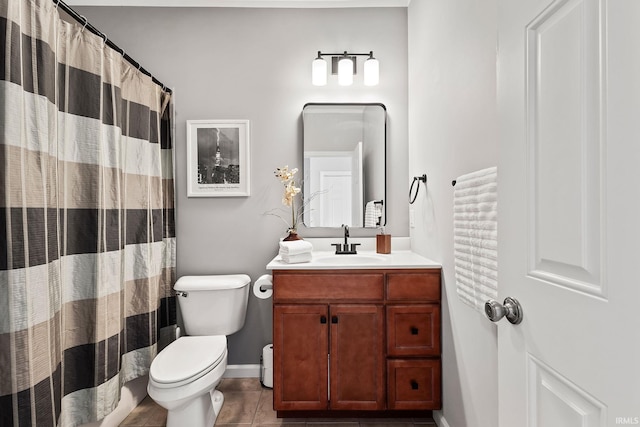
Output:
[{"xmin": 332, "ymin": 224, "xmax": 361, "ymax": 254}]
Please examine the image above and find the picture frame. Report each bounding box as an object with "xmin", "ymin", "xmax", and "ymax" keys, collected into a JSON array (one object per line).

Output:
[{"xmin": 186, "ymin": 119, "xmax": 250, "ymax": 197}]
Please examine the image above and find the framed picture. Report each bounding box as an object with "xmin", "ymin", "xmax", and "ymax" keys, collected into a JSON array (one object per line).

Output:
[{"xmin": 186, "ymin": 119, "xmax": 250, "ymax": 197}]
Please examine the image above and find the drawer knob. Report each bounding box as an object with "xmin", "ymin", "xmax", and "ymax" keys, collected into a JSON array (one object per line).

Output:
[
  {"xmin": 320, "ymin": 316, "xmax": 327, "ymax": 324},
  {"xmin": 331, "ymin": 316, "xmax": 339, "ymax": 324},
  {"xmin": 410, "ymin": 326, "xmax": 419, "ymax": 335},
  {"xmin": 411, "ymin": 380, "xmax": 419, "ymax": 390}
]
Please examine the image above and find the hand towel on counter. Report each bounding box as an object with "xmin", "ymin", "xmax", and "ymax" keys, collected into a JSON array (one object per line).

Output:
[
  {"xmin": 278, "ymin": 240, "xmax": 313, "ymax": 255},
  {"xmin": 278, "ymin": 239, "xmax": 313, "ymax": 264},
  {"xmin": 280, "ymin": 252, "xmax": 312, "ymax": 264},
  {"xmin": 364, "ymin": 201, "xmax": 383, "ymax": 227},
  {"xmin": 453, "ymin": 166, "xmax": 498, "ymax": 314}
]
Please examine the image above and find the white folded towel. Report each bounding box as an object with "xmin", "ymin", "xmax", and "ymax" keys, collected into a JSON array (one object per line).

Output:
[
  {"xmin": 279, "ymin": 240, "xmax": 313, "ymax": 255},
  {"xmin": 280, "ymin": 252, "xmax": 312, "ymax": 264}
]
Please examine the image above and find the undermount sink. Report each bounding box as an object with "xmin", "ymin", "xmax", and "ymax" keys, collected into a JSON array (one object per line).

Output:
[{"xmin": 313, "ymin": 253, "xmax": 387, "ymax": 265}]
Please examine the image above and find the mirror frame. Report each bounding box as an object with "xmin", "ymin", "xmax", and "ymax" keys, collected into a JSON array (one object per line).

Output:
[{"xmin": 302, "ymin": 102, "xmax": 387, "ymax": 230}]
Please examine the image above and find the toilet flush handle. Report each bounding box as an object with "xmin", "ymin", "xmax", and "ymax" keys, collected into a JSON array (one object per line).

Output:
[{"xmin": 175, "ymin": 291, "xmax": 188, "ymax": 297}]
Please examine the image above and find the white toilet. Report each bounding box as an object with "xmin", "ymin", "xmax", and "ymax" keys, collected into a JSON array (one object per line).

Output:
[{"xmin": 147, "ymin": 274, "xmax": 251, "ymax": 427}]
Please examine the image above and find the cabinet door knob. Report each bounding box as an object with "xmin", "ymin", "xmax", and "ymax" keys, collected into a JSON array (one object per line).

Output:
[
  {"xmin": 410, "ymin": 326, "xmax": 419, "ymax": 335},
  {"xmin": 331, "ymin": 316, "xmax": 339, "ymax": 324},
  {"xmin": 320, "ymin": 315, "xmax": 327, "ymax": 324},
  {"xmin": 411, "ymin": 380, "xmax": 419, "ymax": 390}
]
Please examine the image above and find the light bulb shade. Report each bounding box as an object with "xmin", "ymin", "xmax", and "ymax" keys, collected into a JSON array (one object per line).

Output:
[
  {"xmin": 338, "ymin": 57, "xmax": 354, "ymax": 86},
  {"xmin": 312, "ymin": 58, "xmax": 327, "ymax": 86},
  {"xmin": 364, "ymin": 57, "xmax": 379, "ymax": 86}
]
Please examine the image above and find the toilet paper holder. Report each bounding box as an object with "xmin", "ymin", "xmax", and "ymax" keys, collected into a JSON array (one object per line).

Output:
[
  {"xmin": 254, "ymin": 274, "xmax": 273, "ymax": 300},
  {"xmin": 259, "ymin": 283, "xmax": 273, "ymax": 292}
]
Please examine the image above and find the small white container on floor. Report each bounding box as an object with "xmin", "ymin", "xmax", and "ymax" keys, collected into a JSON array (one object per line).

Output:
[{"xmin": 261, "ymin": 344, "xmax": 273, "ymax": 388}]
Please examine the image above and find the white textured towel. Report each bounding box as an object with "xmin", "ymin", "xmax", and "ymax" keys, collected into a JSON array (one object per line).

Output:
[
  {"xmin": 364, "ymin": 201, "xmax": 382, "ymax": 227},
  {"xmin": 453, "ymin": 167, "xmax": 498, "ymax": 313},
  {"xmin": 278, "ymin": 240, "xmax": 313, "ymax": 255},
  {"xmin": 280, "ymin": 252, "xmax": 312, "ymax": 264}
]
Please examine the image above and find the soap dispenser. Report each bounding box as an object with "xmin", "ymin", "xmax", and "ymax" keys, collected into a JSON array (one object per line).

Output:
[{"xmin": 376, "ymin": 226, "xmax": 391, "ymax": 254}]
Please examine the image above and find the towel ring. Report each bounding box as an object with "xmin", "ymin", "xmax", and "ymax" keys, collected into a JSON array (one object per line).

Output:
[{"xmin": 409, "ymin": 174, "xmax": 427, "ymax": 204}]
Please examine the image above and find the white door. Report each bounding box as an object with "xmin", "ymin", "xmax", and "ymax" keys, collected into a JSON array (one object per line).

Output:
[
  {"xmin": 319, "ymin": 172, "xmax": 352, "ymax": 227},
  {"xmin": 498, "ymin": 0, "xmax": 640, "ymax": 426}
]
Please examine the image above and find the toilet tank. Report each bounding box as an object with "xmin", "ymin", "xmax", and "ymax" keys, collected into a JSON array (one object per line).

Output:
[{"xmin": 174, "ymin": 274, "xmax": 250, "ymax": 336}]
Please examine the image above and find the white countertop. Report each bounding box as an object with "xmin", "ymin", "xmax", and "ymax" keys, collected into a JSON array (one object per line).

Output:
[{"xmin": 266, "ymin": 249, "xmax": 441, "ymax": 270}]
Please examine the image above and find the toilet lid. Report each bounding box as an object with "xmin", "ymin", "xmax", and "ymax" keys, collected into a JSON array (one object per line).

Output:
[{"xmin": 150, "ymin": 336, "xmax": 226, "ymax": 386}]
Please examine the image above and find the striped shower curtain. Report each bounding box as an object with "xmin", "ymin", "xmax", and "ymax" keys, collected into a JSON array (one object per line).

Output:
[{"xmin": 0, "ymin": 1, "xmax": 176, "ymax": 425}]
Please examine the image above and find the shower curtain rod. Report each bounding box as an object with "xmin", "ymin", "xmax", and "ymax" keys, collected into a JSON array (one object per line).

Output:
[{"xmin": 53, "ymin": 0, "xmax": 172, "ymax": 94}]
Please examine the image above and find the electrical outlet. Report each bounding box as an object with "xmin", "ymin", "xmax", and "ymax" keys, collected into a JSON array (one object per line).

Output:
[{"xmin": 410, "ymin": 209, "xmax": 415, "ymax": 228}]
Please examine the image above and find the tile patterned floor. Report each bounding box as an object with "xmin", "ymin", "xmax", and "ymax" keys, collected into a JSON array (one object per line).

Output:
[{"xmin": 120, "ymin": 378, "xmax": 436, "ymax": 427}]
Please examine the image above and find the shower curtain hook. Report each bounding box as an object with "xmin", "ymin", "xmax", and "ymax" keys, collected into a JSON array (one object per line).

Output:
[
  {"xmin": 54, "ymin": 0, "xmax": 59, "ymax": 11},
  {"xmin": 101, "ymin": 33, "xmax": 108, "ymax": 47},
  {"xmin": 80, "ymin": 15, "xmax": 88, "ymax": 32}
]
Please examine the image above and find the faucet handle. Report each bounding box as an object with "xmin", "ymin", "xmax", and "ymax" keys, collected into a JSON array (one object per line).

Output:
[
  {"xmin": 350, "ymin": 243, "xmax": 361, "ymax": 253},
  {"xmin": 331, "ymin": 243, "xmax": 343, "ymax": 254}
]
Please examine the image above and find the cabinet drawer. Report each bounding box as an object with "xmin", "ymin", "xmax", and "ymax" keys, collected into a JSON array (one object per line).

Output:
[
  {"xmin": 387, "ymin": 305, "xmax": 440, "ymax": 356},
  {"xmin": 387, "ymin": 359, "xmax": 441, "ymax": 410},
  {"xmin": 386, "ymin": 271, "xmax": 440, "ymax": 301},
  {"xmin": 274, "ymin": 273, "xmax": 384, "ymax": 302}
]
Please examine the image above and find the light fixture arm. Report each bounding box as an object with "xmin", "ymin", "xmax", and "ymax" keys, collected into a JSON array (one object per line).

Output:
[{"xmin": 316, "ymin": 51, "xmax": 375, "ymax": 58}]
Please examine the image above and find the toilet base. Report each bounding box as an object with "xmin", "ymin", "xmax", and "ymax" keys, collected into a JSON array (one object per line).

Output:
[
  {"xmin": 212, "ymin": 389, "xmax": 224, "ymax": 417},
  {"xmin": 166, "ymin": 389, "xmax": 224, "ymax": 427},
  {"xmin": 148, "ymin": 347, "xmax": 228, "ymax": 427}
]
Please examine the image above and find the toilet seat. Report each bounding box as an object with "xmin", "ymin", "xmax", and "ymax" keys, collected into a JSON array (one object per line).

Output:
[{"xmin": 150, "ymin": 336, "xmax": 226, "ymax": 389}]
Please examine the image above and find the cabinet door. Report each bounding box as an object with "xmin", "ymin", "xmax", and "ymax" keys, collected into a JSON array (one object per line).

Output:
[
  {"xmin": 329, "ymin": 304, "xmax": 385, "ymax": 410},
  {"xmin": 274, "ymin": 304, "xmax": 328, "ymax": 410}
]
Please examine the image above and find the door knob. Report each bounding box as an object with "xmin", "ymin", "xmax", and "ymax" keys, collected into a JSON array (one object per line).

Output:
[{"xmin": 484, "ymin": 297, "xmax": 523, "ymax": 325}]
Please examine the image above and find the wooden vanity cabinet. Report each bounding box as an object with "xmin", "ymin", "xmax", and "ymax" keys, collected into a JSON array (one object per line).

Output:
[
  {"xmin": 273, "ymin": 271, "xmax": 385, "ymax": 411},
  {"xmin": 272, "ymin": 268, "xmax": 442, "ymax": 414}
]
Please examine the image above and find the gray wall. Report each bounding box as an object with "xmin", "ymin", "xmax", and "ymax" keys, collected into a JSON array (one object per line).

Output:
[
  {"xmin": 75, "ymin": 6, "xmax": 408, "ymax": 364},
  {"xmin": 408, "ymin": 1, "xmax": 498, "ymax": 426}
]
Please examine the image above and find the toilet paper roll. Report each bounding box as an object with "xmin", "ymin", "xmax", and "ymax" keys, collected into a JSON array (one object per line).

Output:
[
  {"xmin": 262, "ymin": 344, "xmax": 273, "ymax": 388},
  {"xmin": 253, "ymin": 274, "xmax": 273, "ymax": 299},
  {"xmin": 262, "ymin": 344, "xmax": 273, "ymax": 367}
]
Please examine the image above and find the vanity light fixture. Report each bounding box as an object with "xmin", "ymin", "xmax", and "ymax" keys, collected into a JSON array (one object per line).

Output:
[
  {"xmin": 311, "ymin": 51, "xmax": 379, "ymax": 87},
  {"xmin": 312, "ymin": 52, "xmax": 328, "ymax": 86},
  {"xmin": 363, "ymin": 53, "xmax": 379, "ymax": 86},
  {"xmin": 338, "ymin": 55, "xmax": 354, "ymax": 86}
]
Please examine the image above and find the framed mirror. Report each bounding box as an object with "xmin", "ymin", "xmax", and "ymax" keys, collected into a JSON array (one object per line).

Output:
[{"xmin": 302, "ymin": 103, "xmax": 386, "ymax": 228}]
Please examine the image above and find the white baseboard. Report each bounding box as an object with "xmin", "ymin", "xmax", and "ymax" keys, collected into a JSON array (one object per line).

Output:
[
  {"xmin": 433, "ymin": 410, "xmax": 451, "ymax": 427},
  {"xmin": 223, "ymin": 364, "xmax": 261, "ymax": 378}
]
